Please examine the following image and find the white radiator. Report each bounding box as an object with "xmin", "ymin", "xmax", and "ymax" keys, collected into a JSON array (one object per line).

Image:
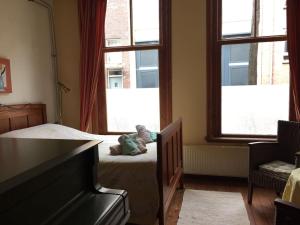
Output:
[{"xmin": 183, "ymin": 145, "xmax": 249, "ymax": 178}]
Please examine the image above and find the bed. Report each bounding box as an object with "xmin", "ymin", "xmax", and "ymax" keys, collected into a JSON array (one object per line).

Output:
[{"xmin": 0, "ymin": 103, "xmax": 183, "ymax": 225}]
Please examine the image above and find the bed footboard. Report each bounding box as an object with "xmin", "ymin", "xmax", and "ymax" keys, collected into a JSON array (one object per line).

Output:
[{"xmin": 157, "ymin": 118, "xmax": 183, "ymax": 225}]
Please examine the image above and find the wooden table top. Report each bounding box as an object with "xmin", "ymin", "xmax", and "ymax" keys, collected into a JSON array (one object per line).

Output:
[{"xmin": 0, "ymin": 138, "xmax": 101, "ymax": 194}]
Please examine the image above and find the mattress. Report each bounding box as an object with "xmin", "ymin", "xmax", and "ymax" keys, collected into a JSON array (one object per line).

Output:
[{"xmin": 0, "ymin": 124, "xmax": 159, "ymax": 225}]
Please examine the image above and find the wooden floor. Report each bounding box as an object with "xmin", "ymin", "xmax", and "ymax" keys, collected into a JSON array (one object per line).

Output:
[{"xmin": 166, "ymin": 176, "xmax": 277, "ymax": 225}]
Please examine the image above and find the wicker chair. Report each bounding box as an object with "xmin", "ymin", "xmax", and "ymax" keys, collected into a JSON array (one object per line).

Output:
[{"xmin": 248, "ymin": 120, "xmax": 300, "ymax": 204}]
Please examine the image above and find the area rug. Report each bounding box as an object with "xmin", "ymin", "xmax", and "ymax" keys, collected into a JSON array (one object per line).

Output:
[{"xmin": 177, "ymin": 189, "xmax": 250, "ymax": 225}]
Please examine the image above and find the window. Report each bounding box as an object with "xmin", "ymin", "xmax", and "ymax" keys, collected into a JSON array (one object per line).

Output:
[
  {"xmin": 106, "ymin": 38, "xmax": 122, "ymax": 47},
  {"xmin": 97, "ymin": 0, "xmax": 172, "ymax": 133},
  {"xmin": 283, "ymin": 41, "xmax": 289, "ymax": 63},
  {"xmin": 107, "ymin": 69, "xmax": 123, "ymax": 89},
  {"xmin": 207, "ymin": 0, "xmax": 289, "ymax": 141},
  {"xmin": 282, "ymin": 6, "xmax": 289, "ymax": 63},
  {"xmin": 136, "ymin": 49, "xmax": 159, "ymax": 88}
]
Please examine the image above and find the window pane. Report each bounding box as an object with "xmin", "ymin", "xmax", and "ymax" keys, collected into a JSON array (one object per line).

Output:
[
  {"xmin": 222, "ymin": 0, "xmax": 254, "ymax": 38},
  {"xmin": 105, "ymin": 0, "xmax": 130, "ymax": 47},
  {"xmin": 221, "ymin": 41, "xmax": 289, "ymax": 135},
  {"xmin": 109, "ymin": 77, "xmax": 123, "ymax": 89},
  {"xmin": 132, "ymin": 0, "xmax": 159, "ymax": 45},
  {"xmin": 106, "ymin": 52, "xmax": 123, "ymax": 65},
  {"xmin": 257, "ymin": 0, "xmax": 286, "ymax": 36},
  {"xmin": 105, "ymin": 50, "xmax": 160, "ymax": 132},
  {"xmin": 108, "ymin": 69, "xmax": 123, "ymax": 89},
  {"xmin": 136, "ymin": 50, "xmax": 159, "ymax": 88}
]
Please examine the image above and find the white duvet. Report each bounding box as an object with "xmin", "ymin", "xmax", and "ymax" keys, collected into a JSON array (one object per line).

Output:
[{"xmin": 0, "ymin": 124, "xmax": 159, "ymax": 225}]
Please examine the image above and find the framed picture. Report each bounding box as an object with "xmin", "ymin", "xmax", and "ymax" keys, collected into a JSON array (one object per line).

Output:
[{"xmin": 0, "ymin": 58, "xmax": 12, "ymax": 93}]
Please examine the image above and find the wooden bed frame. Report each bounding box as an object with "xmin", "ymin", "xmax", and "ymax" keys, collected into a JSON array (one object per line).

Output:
[
  {"xmin": 0, "ymin": 104, "xmax": 47, "ymax": 134},
  {"xmin": 157, "ymin": 119, "xmax": 183, "ymax": 225},
  {"xmin": 0, "ymin": 103, "xmax": 183, "ymax": 225}
]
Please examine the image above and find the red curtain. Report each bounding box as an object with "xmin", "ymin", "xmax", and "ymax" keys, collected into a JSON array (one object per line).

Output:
[
  {"xmin": 287, "ymin": 0, "xmax": 300, "ymax": 121},
  {"xmin": 78, "ymin": 0, "xmax": 107, "ymax": 131}
]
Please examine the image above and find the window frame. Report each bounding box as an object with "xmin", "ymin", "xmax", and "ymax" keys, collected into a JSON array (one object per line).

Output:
[
  {"xmin": 206, "ymin": 0, "xmax": 288, "ymax": 143},
  {"xmin": 94, "ymin": 0, "xmax": 172, "ymax": 135}
]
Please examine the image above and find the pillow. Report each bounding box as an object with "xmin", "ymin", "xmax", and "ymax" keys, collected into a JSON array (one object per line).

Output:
[
  {"xmin": 259, "ymin": 160, "xmax": 295, "ymax": 180},
  {"xmin": 135, "ymin": 137, "xmax": 147, "ymax": 153},
  {"xmin": 128, "ymin": 132, "xmax": 138, "ymax": 139},
  {"xmin": 118, "ymin": 134, "xmax": 147, "ymax": 155},
  {"xmin": 121, "ymin": 137, "xmax": 140, "ymax": 155},
  {"xmin": 110, "ymin": 145, "xmax": 122, "ymax": 155},
  {"xmin": 136, "ymin": 125, "xmax": 153, "ymax": 143},
  {"xmin": 118, "ymin": 133, "xmax": 138, "ymax": 143},
  {"xmin": 150, "ymin": 132, "xmax": 157, "ymax": 142}
]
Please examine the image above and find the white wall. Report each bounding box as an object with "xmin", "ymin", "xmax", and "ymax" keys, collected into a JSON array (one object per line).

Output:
[
  {"xmin": 0, "ymin": 0, "xmax": 56, "ymax": 122},
  {"xmin": 53, "ymin": 0, "xmax": 80, "ymax": 128},
  {"xmin": 172, "ymin": 0, "xmax": 207, "ymax": 145},
  {"xmin": 172, "ymin": 0, "xmax": 249, "ymax": 177}
]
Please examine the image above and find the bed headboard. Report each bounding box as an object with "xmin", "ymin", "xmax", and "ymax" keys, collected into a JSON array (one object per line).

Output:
[{"xmin": 0, "ymin": 104, "xmax": 47, "ymax": 134}]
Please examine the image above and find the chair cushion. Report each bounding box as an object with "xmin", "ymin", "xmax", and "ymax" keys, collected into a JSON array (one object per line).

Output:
[{"xmin": 259, "ymin": 160, "xmax": 295, "ymax": 180}]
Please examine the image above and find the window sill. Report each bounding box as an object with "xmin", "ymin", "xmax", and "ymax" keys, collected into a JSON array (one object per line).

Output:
[{"xmin": 206, "ymin": 135, "xmax": 277, "ymax": 144}]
